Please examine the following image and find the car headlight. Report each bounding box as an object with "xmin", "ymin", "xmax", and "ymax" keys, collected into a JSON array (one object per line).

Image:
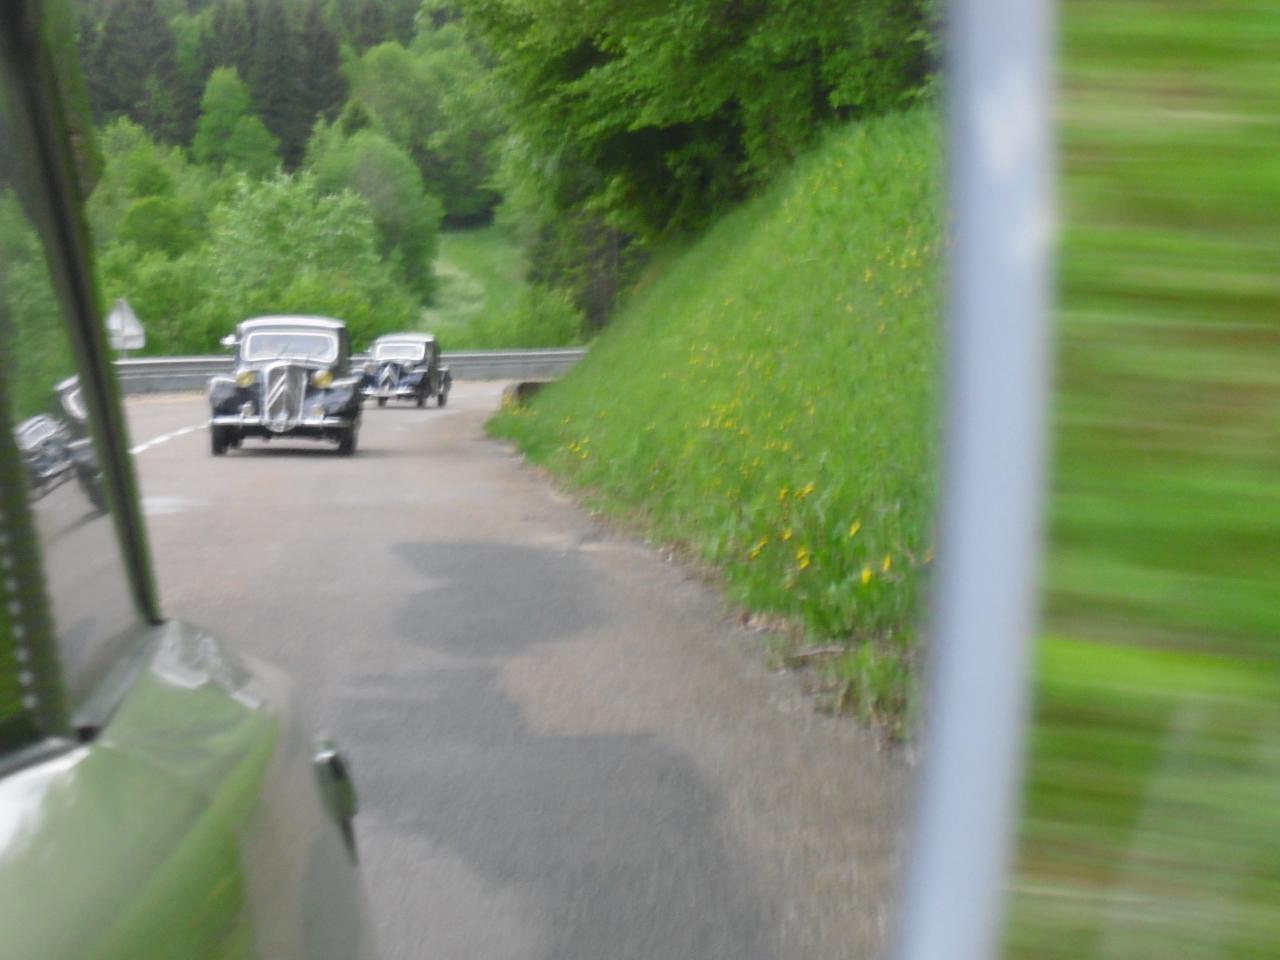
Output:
[
  {"xmin": 313, "ymin": 369, "xmax": 334, "ymax": 389},
  {"xmin": 236, "ymin": 370, "xmax": 256, "ymax": 388}
]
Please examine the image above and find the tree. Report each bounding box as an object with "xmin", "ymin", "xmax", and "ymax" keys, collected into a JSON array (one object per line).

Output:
[
  {"xmin": 347, "ymin": 33, "xmax": 503, "ymax": 225},
  {"xmin": 294, "ymin": 1, "xmax": 348, "ymax": 129},
  {"xmin": 308, "ymin": 125, "xmax": 442, "ymax": 297},
  {"xmin": 452, "ymin": 0, "xmax": 937, "ymax": 238},
  {"xmin": 247, "ymin": 0, "xmax": 308, "ymax": 166},
  {"xmin": 116, "ymin": 196, "xmax": 197, "ymax": 255},
  {"xmin": 85, "ymin": 0, "xmax": 184, "ymax": 141},
  {"xmin": 198, "ymin": 173, "xmax": 419, "ymax": 344},
  {"xmin": 192, "ymin": 67, "xmax": 280, "ymax": 177}
]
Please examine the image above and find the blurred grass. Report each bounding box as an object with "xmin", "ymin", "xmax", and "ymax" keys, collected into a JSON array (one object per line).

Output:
[
  {"xmin": 491, "ymin": 108, "xmax": 941, "ymax": 731},
  {"xmin": 420, "ymin": 224, "xmax": 528, "ymax": 348},
  {"xmin": 1007, "ymin": 2, "xmax": 1280, "ymax": 956}
]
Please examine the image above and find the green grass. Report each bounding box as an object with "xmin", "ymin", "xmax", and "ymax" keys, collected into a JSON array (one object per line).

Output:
[
  {"xmin": 491, "ymin": 107, "xmax": 942, "ymax": 731},
  {"xmin": 421, "ymin": 224, "xmax": 528, "ymax": 348},
  {"xmin": 1007, "ymin": 2, "xmax": 1280, "ymax": 956}
]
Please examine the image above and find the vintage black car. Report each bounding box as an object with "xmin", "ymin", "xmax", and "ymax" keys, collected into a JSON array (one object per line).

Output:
[
  {"xmin": 362, "ymin": 333, "xmax": 452, "ymax": 408},
  {"xmin": 13, "ymin": 378, "xmax": 106, "ymax": 512},
  {"xmin": 208, "ymin": 316, "xmax": 363, "ymax": 455}
]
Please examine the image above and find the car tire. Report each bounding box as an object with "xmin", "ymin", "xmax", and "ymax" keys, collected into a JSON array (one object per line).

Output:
[
  {"xmin": 76, "ymin": 467, "xmax": 106, "ymax": 513},
  {"xmin": 211, "ymin": 427, "xmax": 228, "ymax": 456},
  {"xmin": 438, "ymin": 389, "xmax": 448, "ymax": 408},
  {"xmin": 337, "ymin": 425, "xmax": 357, "ymax": 456},
  {"xmin": 377, "ymin": 397, "xmax": 387, "ymax": 408},
  {"xmin": 416, "ymin": 392, "xmax": 425, "ymax": 408}
]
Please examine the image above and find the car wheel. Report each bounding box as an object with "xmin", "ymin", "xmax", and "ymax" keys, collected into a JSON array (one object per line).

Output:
[
  {"xmin": 210, "ymin": 427, "xmax": 227, "ymax": 456},
  {"xmin": 76, "ymin": 467, "xmax": 106, "ymax": 513},
  {"xmin": 377, "ymin": 397, "xmax": 387, "ymax": 408},
  {"xmin": 337, "ymin": 424, "xmax": 357, "ymax": 456},
  {"xmin": 416, "ymin": 391, "xmax": 426, "ymax": 408},
  {"xmin": 438, "ymin": 389, "xmax": 448, "ymax": 408}
]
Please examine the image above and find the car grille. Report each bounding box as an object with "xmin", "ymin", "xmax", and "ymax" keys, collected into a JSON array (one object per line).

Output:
[
  {"xmin": 378, "ymin": 363, "xmax": 401, "ymax": 388},
  {"xmin": 262, "ymin": 363, "xmax": 306, "ymax": 433}
]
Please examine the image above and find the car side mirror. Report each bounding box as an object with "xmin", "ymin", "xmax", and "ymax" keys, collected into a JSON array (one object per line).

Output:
[{"xmin": 219, "ymin": 334, "xmax": 238, "ymax": 349}]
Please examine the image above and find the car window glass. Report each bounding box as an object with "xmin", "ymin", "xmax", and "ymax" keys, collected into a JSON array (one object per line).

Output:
[
  {"xmin": 373, "ymin": 343, "xmax": 423, "ymax": 361},
  {"xmin": 0, "ymin": 107, "xmax": 142, "ymax": 729},
  {"xmin": 242, "ymin": 331, "xmax": 337, "ymax": 363}
]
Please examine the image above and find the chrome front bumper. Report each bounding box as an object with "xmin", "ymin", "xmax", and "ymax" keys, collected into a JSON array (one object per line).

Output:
[{"xmin": 210, "ymin": 414, "xmax": 350, "ymax": 429}]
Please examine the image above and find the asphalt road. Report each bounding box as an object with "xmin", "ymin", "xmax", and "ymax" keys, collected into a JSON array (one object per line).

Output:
[{"xmin": 126, "ymin": 384, "xmax": 911, "ymax": 960}]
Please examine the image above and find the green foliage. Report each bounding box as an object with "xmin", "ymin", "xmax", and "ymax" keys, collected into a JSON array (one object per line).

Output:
[
  {"xmin": 308, "ymin": 124, "xmax": 442, "ymax": 298},
  {"xmin": 469, "ymin": 284, "xmax": 582, "ymax": 349},
  {"xmin": 81, "ymin": 0, "xmax": 186, "ymax": 141},
  {"xmin": 346, "ymin": 28, "xmax": 503, "ymax": 225},
  {"xmin": 197, "ymin": 173, "xmax": 418, "ymax": 345},
  {"xmin": 192, "ymin": 67, "xmax": 279, "ymax": 177},
  {"xmin": 93, "ymin": 168, "xmax": 420, "ymax": 353},
  {"xmin": 457, "ymin": 0, "xmax": 937, "ymax": 239},
  {"xmin": 116, "ymin": 196, "xmax": 195, "ymax": 254},
  {"xmin": 88, "ymin": 118, "xmax": 213, "ymax": 249},
  {"xmin": 492, "ymin": 109, "xmax": 941, "ymax": 723},
  {"xmin": 421, "ymin": 225, "xmax": 531, "ymax": 349},
  {"xmin": 0, "ymin": 195, "xmax": 77, "ymax": 420}
]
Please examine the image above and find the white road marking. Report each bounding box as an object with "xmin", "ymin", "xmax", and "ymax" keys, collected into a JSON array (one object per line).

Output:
[
  {"xmin": 130, "ymin": 423, "xmax": 203, "ymax": 456},
  {"xmin": 141, "ymin": 495, "xmax": 205, "ymax": 516}
]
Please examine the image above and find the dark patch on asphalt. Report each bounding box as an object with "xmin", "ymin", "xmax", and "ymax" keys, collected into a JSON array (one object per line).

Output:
[
  {"xmin": 392, "ymin": 541, "xmax": 606, "ymax": 656},
  {"xmin": 341, "ymin": 666, "xmax": 779, "ymax": 960}
]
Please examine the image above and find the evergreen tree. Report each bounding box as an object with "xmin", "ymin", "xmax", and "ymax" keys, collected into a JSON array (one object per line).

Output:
[
  {"xmin": 295, "ymin": 1, "xmax": 347, "ymax": 126},
  {"xmin": 347, "ymin": 0, "xmax": 388, "ymax": 51},
  {"xmin": 205, "ymin": 0, "xmax": 256, "ymax": 79},
  {"xmin": 87, "ymin": 0, "xmax": 184, "ymax": 141},
  {"xmin": 192, "ymin": 67, "xmax": 279, "ymax": 177},
  {"xmin": 246, "ymin": 0, "xmax": 307, "ymax": 167}
]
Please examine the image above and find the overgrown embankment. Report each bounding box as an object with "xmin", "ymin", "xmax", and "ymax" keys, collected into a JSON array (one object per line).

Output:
[{"xmin": 491, "ymin": 108, "xmax": 941, "ymax": 729}]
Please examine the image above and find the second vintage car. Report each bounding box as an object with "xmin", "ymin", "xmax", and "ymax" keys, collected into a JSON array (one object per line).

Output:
[
  {"xmin": 362, "ymin": 333, "xmax": 452, "ymax": 408},
  {"xmin": 208, "ymin": 316, "xmax": 363, "ymax": 455}
]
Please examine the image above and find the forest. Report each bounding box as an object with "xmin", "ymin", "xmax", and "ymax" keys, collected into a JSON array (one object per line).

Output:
[{"xmin": 2, "ymin": 0, "xmax": 937, "ymax": 356}]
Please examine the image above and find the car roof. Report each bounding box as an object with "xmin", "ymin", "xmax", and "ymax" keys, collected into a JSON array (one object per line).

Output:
[
  {"xmin": 238, "ymin": 316, "xmax": 347, "ymax": 333},
  {"xmin": 374, "ymin": 332, "xmax": 436, "ymax": 344}
]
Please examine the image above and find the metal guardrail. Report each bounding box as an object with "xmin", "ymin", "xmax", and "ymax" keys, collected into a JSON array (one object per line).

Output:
[{"xmin": 113, "ymin": 348, "xmax": 587, "ymax": 394}]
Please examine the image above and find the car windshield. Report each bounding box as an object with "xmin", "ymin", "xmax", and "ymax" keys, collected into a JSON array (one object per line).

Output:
[
  {"xmin": 14, "ymin": 418, "xmax": 58, "ymax": 450},
  {"xmin": 374, "ymin": 342, "xmax": 425, "ymax": 362},
  {"xmin": 243, "ymin": 331, "xmax": 338, "ymax": 363}
]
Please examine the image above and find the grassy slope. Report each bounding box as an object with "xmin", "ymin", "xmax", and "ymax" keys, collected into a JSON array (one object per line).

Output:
[
  {"xmin": 492, "ymin": 108, "xmax": 941, "ymax": 727},
  {"xmin": 421, "ymin": 224, "xmax": 528, "ymax": 348},
  {"xmin": 1007, "ymin": 2, "xmax": 1280, "ymax": 957}
]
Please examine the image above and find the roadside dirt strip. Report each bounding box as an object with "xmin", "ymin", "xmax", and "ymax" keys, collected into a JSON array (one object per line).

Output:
[{"xmin": 127, "ymin": 384, "xmax": 911, "ymax": 960}]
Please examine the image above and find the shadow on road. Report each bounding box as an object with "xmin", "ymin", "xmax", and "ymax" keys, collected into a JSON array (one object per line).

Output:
[{"xmin": 338, "ymin": 540, "xmax": 780, "ymax": 960}]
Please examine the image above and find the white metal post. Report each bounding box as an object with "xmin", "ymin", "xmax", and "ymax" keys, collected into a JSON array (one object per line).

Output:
[{"xmin": 891, "ymin": 1, "xmax": 1054, "ymax": 959}]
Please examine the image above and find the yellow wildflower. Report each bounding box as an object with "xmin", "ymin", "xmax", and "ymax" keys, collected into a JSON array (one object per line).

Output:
[
  {"xmin": 848, "ymin": 520, "xmax": 861, "ymax": 538},
  {"xmin": 781, "ymin": 529, "xmax": 793, "ymax": 542},
  {"xmin": 861, "ymin": 566, "xmax": 873, "ymax": 586},
  {"xmin": 882, "ymin": 554, "xmax": 892, "ymax": 573},
  {"xmin": 778, "ymin": 486, "xmax": 789, "ymax": 503},
  {"xmin": 749, "ymin": 537, "xmax": 768, "ymax": 560},
  {"xmin": 796, "ymin": 547, "xmax": 811, "ymax": 570}
]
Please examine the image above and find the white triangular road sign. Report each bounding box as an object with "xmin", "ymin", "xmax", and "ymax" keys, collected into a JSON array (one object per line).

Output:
[{"xmin": 106, "ymin": 298, "xmax": 145, "ymax": 351}]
